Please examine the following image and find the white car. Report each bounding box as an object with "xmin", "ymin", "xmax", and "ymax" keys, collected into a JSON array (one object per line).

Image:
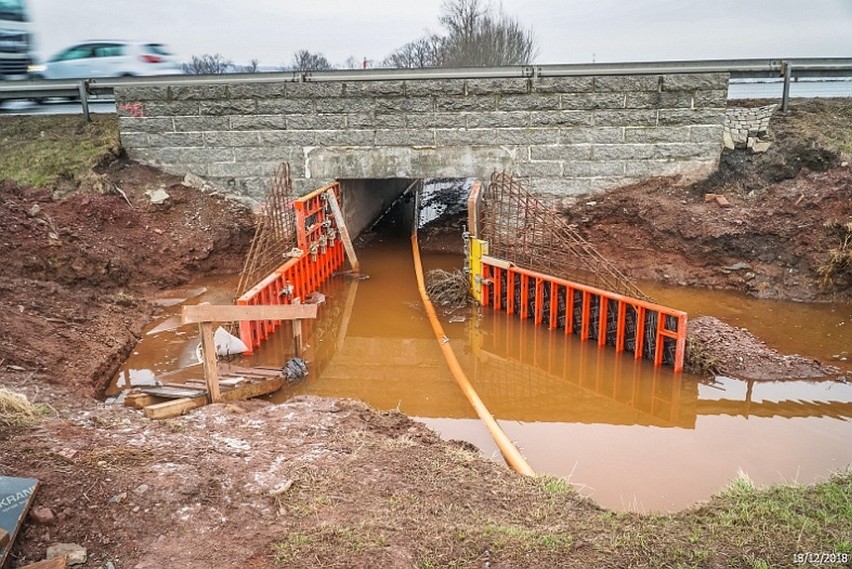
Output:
[{"xmin": 39, "ymin": 41, "xmax": 181, "ymax": 79}]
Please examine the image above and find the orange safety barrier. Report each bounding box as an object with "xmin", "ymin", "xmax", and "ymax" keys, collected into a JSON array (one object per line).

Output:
[
  {"xmin": 479, "ymin": 260, "xmax": 688, "ymax": 372},
  {"xmin": 236, "ymin": 182, "xmax": 346, "ymax": 354}
]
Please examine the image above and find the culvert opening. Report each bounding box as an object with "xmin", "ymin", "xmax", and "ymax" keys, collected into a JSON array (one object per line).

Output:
[{"xmin": 342, "ymin": 177, "xmax": 473, "ymax": 249}]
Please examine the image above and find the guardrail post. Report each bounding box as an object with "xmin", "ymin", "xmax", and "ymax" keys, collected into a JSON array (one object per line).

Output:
[
  {"xmin": 781, "ymin": 61, "xmax": 792, "ymax": 114},
  {"xmin": 78, "ymin": 80, "xmax": 90, "ymax": 122}
]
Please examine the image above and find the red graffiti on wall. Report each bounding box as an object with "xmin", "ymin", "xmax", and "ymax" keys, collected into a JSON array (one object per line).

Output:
[{"xmin": 118, "ymin": 102, "xmax": 144, "ymax": 117}]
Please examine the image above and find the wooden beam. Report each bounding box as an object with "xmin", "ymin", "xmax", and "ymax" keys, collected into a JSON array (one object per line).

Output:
[
  {"xmin": 143, "ymin": 396, "xmax": 207, "ymax": 420},
  {"xmin": 141, "ymin": 386, "xmax": 208, "ymax": 399},
  {"xmin": 325, "ymin": 189, "xmax": 360, "ymax": 273},
  {"xmin": 221, "ymin": 365, "xmax": 282, "ymax": 377},
  {"xmin": 220, "ymin": 378, "xmax": 285, "ymax": 402},
  {"xmin": 292, "ymin": 299, "xmax": 303, "ymax": 358},
  {"xmin": 142, "ymin": 378, "xmax": 285, "ymax": 419},
  {"xmin": 198, "ymin": 321, "xmax": 221, "ymax": 403},
  {"xmin": 20, "ymin": 557, "xmax": 68, "ymax": 569},
  {"xmin": 123, "ymin": 392, "xmax": 167, "ymax": 409},
  {"xmin": 181, "ymin": 303, "xmax": 317, "ymax": 325}
]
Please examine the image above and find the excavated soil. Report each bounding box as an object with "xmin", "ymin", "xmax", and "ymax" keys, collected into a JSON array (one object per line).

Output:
[{"xmin": 1, "ymin": 99, "xmax": 850, "ymax": 567}]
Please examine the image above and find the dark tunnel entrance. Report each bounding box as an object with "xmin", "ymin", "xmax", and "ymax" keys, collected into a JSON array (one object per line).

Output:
[{"xmin": 340, "ymin": 177, "xmax": 473, "ymax": 249}]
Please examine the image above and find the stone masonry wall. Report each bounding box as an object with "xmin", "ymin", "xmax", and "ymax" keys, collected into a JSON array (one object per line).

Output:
[
  {"xmin": 723, "ymin": 104, "xmax": 777, "ymax": 152},
  {"xmin": 115, "ymin": 73, "xmax": 728, "ymax": 203}
]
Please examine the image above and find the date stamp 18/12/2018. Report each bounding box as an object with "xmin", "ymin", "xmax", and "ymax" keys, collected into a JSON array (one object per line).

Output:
[{"xmin": 792, "ymin": 552, "xmax": 849, "ymax": 565}]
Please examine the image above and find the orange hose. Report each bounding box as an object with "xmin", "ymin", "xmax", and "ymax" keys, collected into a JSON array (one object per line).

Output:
[{"xmin": 410, "ymin": 234, "xmax": 536, "ymax": 477}]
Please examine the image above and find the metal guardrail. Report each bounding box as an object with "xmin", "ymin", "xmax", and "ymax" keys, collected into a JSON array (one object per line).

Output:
[{"xmin": 2, "ymin": 57, "xmax": 851, "ymax": 118}]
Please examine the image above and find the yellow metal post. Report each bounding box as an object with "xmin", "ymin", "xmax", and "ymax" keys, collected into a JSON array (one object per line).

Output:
[{"xmin": 468, "ymin": 238, "xmax": 488, "ymax": 303}]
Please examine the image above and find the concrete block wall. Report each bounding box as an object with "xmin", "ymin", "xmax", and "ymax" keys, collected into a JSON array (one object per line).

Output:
[{"xmin": 115, "ymin": 72, "xmax": 728, "ymax": 203}]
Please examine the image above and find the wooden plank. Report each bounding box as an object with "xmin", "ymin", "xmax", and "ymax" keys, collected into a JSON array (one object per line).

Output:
[
  {"xmin": 182, "ymin": 303, "xmax": 318, "ymax": 325},
  {"xmin": 140, "ymin": 386, "xmax": 208, "ymax": 399},
  {"xmin": 160, "ymin": 381, "xmax": 207, "ymax": 390},
  {"xmin": 292, "ymin": 299, "xmax": 303, "ymax": 358},
  {"xmin": 219, "ymin": 378, "xmax": 285, "ymax": 402},
  {"xmin": 223, "ymin": 365, "xmax": 282, "ymax": 378},
  {"xmin": 20, "ymin": 557, "xmax": 68, "ymax": 569},
  {"xmin": 123, "ymin": 393, "xmax": 167, "ymax": 409},
  {"xmin": 199, "ymin": 321, "xmax": 221, "ymax": 403},
  {"xmin": 143, "ymin": 396, "xmax": 207, "ymax": 420}
]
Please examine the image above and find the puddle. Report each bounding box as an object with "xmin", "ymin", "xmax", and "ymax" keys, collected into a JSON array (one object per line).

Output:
[{"xmin": 112, "ymin": 240, "xmax": 852, "ymax": 513}]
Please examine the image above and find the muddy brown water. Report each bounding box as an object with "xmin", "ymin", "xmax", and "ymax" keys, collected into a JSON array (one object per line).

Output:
[{"xmin": 111, "ymin": 241, "xmax": 852, "ymax": 513}]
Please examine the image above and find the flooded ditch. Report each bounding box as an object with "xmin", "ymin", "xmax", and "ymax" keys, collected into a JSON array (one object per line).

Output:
[{"xmin": 110, "ymin": 193, "xmax": 852, "ymax": 513}]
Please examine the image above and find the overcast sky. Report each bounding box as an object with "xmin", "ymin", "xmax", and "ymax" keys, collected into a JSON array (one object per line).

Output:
[{"xmin": 27, "ymin": 0, "xmax": 852, "ymax": 68}]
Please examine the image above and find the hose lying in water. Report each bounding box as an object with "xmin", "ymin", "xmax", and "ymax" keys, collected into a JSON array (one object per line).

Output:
[{"xmin": 410, "ymin": 233, "xmax": 536, "ymax": 477}]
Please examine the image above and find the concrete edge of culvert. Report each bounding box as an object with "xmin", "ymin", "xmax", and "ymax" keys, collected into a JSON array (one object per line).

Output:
[{"xmin": 410, "ymin": 231, "xmax": 536, "ymax": 477}]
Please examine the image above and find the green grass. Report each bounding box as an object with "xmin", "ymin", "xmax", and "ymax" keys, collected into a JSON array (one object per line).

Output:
[
  {"xmin": 0, "ymin": 114, "xmax": 119, "ymax": 187},
  {"xmin": 271, "ymin": 466, "xmax": 852, "ymax": 568}
]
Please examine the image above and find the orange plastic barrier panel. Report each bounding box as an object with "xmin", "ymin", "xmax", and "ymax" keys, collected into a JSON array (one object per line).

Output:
[
  {"xmin": 480, "ymin": 261, "xmax": 687, "ymax": 372},
  {"xmin": 236, "ymin": 183, "xmax": 346, "ymax": 354}
]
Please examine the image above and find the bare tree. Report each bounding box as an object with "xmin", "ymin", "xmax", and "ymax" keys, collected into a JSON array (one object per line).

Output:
[
  {"xmin": 290, "ymin": 50, "xmax": 333, "ymax": 72},
  {"xmin": 383, "ymin": 0, "xmax": 537, "ymax": 68},
  {"xmin": 241, "ymin": 58, "xmax": 261, "ymax": 73},
  {"xmin": 181, "ymin": 53, "xmax": 234, "ymax": 75},
  {"xmin": 383, "ymin": 34, "xmax": 445, "ymax": 68}
]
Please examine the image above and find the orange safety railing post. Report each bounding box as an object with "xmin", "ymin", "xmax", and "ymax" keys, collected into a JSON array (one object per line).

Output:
[
  {"xmin": 581, "ymin": 291, "xmax": 591, "ymax": 340},
  {"xmin": 598, "ymin": 296, "xmax": 608, "ymax": 347},
  {"xmin": 654, "ymin": 312, "xmax": 665, "ymax": 367},
  {"xmin": 565, "ymin": 286, "xmax": 575, "ymax": 335},
  {"xmin": 674, "ymin": 314, "xmax": 688, "ymax": 373},
  {"xmin": 520, "ymin": 274, "xmax": 529, "ymax": 320},
  {"xmin": 482, "ymin": 264, "xmax": 491, "ymax": 307},
  {"xmin": 616, "ymin": 301, "xmax": 627, "ymax": 353},
  {"xmin": 634, "ymin": 306, "xmax": 646, "ymax": 360},
  {"xmin": 534, "ymin": 278, "xmax": 544, "ymax": 325}
]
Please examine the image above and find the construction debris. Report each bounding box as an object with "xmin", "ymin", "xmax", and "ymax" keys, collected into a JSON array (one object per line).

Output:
[
  {"xmin": 283, "ymin": 358, "xmax": 308, "ymax": 381},
  {"xmin": 705, "ymin": 193, "xmax": 732, "ymax": 208},
  {"xmin": 426, "ymin": 268, "xmax": 471, "ymax": 309},
  {"xmin": 214, "ymin": 326, "xmax": 249, "ymax": 357},
  {"xmin": 0, "ymin": 476, "xmax": 39, "ymax": 567}
]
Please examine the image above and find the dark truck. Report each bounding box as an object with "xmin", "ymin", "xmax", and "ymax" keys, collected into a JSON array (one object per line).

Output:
[{"xmin": 0, "ymin": 0, "xmax": 34, "ymax": 80}]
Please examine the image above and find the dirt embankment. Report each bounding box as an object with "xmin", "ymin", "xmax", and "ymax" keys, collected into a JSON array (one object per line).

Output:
[
  {"xmin": 561, "ymin": 99, "xmax": 852, "ymax": 303},
  {"xmin": 0, "ymin": 161, "xmax": 254, "ymax": 396},
  {"xmin": 1, "ymin": 100, "xmax": 851, "ymax": 568}
]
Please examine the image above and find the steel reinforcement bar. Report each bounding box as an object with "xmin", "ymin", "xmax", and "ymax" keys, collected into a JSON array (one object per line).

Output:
[{"xmin": 236, "ymin": 182, "xmax": 345, "ymax": 354}]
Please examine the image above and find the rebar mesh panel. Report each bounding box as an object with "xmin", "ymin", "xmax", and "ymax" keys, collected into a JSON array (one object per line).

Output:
[
  {"xmin": 236, "ymin": 163, "xmax": 298, "ymax": 297},
  {"xmin": 480, "ymin": 172, "xmax": 649, "ymax": 301}
]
